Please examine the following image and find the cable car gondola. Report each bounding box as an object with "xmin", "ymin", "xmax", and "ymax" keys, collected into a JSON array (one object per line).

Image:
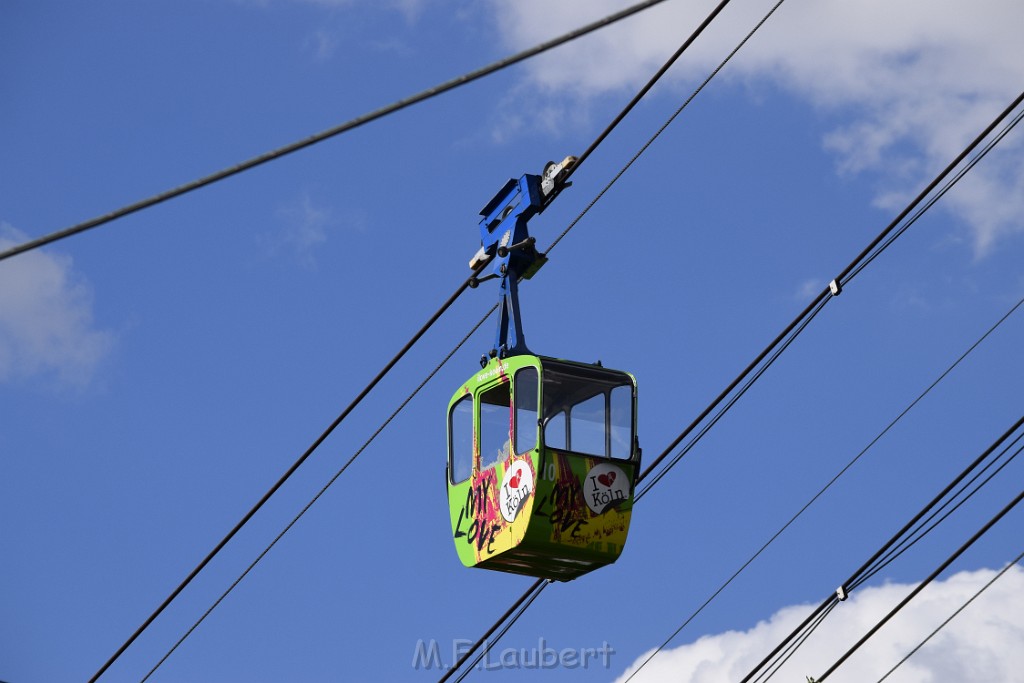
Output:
[{"xmin": 447, "ymin": 159, "xmax": 640, "ymax": 581}]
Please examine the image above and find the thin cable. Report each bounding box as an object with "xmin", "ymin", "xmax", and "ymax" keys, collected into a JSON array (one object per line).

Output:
[
  {"xmin": 554, "ymin": 0, "xmax": 806, "ymax": 496},
  {"xmin": 621, "ymin": 292, "xmax": 1024, "ymax": 682},
  {"xmin": 435, "ymin": 579, "xmax": 546, "ymax": 683},
  {"xmin": 876, "ymin": 551, "xmax": 1024, "ymax": 683},
  {"xmin": 807, "ymin": 440, "xmax": 1023, "ymax": 680},
  {"xmin": 845, "ymin": 104, "xmax": 1024, "ymax": 284},
  {"xmin": 757, "ymin": 601, "xmax": 839, "ymax": 683},
  {"xmin": 140, "ymin": 304, "xmax": 497, "ymax": 681},
  {"xmin": 740, "ymin": 597, "xmax": 837, "ymax": 683},
  {"xmin": 815, "ymin": 486, "xmax": 1024, "ymax": 682},
  {"xmin": 562, "ymin": 0, "xmax": 734, "ymax": 185},
  {"xmin": 449, "ymin": 581, "xmax": 551, "ymax": 683},
  {"xmin": 630, "ymin": 109, "xmax": 1024, "ymax": 671},
  {"xmin": 639, "ymin": 88, "xmax": 1024, "ymax": 489},
  {"xmin": 638, "ymin": 289, "xmax": 830, "ymax": 488},
  {"xmin": 90, "ymin": 267, "xmax": 482, "ymax": 682},
  {"xmin": 548, "ymin": 0, "xmax": 786, "ymax": 254},
  {"xmin": 739, "ymin": 415, "xmax": 1024, "ymax": 683},
  {"xmin": 834, "ymin": 90, "xmax": 1024, "ymax": 289},
  {"xmin": 851, "ymin": 435, "xmax": 1024, "ymax": 591},
  {"xmin": 0, "ymin": 0, "xmax": 670, "ymax": 265},
  {"xmin": 637, "ymin": 296, "xmax": 828, "ymax": 499}
]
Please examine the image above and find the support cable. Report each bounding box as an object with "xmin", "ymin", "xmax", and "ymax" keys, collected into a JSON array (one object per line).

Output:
[
  {"xmin": 829, "ymin": 95, "xmax": 1024, "ymax": 289},
  {"xmin": 547, "ymin": 0, "xmax": 785, "ymax": 255},
  {"xmin": 767, "ymin": 448, "xmax": 1024, "ymax": 681},
  {"xmin": 448, "ymin": 581, "xmax": 552, "ymax": 683},
  {"xmin": 738, "ymin": 414, "xmax": 1024, "ymax": 683},
  {"xmin": 813, "ymin": 486, "xmax": 1024, "ymax": 682},
  {"xmin": 139, "ymin": 304, "xmax": 498, "ymax": 682},
  {"xmin": 756, "ymin": 438, "xmax": 1024, "ymax": 683},
  {"xmin": 618, "ymin": 90, "xmax": 1024, "ymax": 683},
  {"xmin": 90, "ymin": 267, "xmax": 483, "ymax": 682},
  {"xmin": 436, "ymin": 579, "xmax": 547, "ymax": 683},
  {"xmin": 560, "ymin": 0, "xmax": 734, "ymax": 187},
  {"xmin": 620, "ymin": 292, "xmax": 1024, "ymax": 683},
  {"xmin": 0, "ymin": 0, "xmax": 670, "ymax": 265},
  {"xmin": 637, "ymin": 296, "xmax": 827, "ymax": 499},
  {"xmin": 876, "ymin": 550, "xmax": 1024, "ymax": 683},
  {"xmin": 638, "ymin": 88, "xmax": 1024, "ymax": 490},
  {"xmin": 844, "ymin": 103, "xmax": 1024, "ymax": 285},
  {"xmin": 756, "ymin": 601, "xmax": 838, "ymax": 683},
  {"xmin": 850, "ymin": 435, "xmax": 1024, "ymax": 591}
]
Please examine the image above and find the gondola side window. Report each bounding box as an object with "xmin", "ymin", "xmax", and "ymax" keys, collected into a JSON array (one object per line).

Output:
[
  {"xmin": 515, "ymin": 368, "xmax": 538, "ymax": 454},
  {"xmin": 449, "ymin": 394, "xmax": 473, "ymax": 483},
  {"xmin": 480, "ymin": 381, "xmax": 511, "ymax": 470}
]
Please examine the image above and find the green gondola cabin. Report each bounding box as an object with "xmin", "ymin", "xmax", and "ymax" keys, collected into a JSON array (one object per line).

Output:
[
  {"xmin": 447, "ymin": 355, "xmax": 639, "ymax": 580},
  {"xmin": 447, "ymin": 160, "xmax": 640, "ymax": 580}
]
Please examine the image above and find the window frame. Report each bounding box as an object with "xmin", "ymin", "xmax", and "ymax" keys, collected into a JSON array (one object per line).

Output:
[
  {"xmin": 478, "ymin": 379, "xmax": 513, "ymax": 472},
  {"xmin": 539, "ymin": 361, "xmax": 637, "ymax": 462},
  {"xmin": 448, "ymin": 393, "xmax": 474, "ymax": 484},
  {"xmin": 513, "ymin": 366, "xmax": 539, "ymax": 456}
]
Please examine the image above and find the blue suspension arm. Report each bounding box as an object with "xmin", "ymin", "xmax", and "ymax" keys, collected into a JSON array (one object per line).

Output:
[{"xmin": 470, "ymin": 157, "xmax": 576, "ymax": 363}]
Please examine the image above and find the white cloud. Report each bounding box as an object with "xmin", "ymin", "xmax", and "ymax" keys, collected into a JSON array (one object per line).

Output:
[
  {"xmin": 276, "ymin": 193, "xmax": 330, "ymax": 265},
  {"xmin": 0, "ymin": 225, "xmax": 114, "ymax": 387},
  {"xmin": 795, "ymin": 278, "xmax": 822, "ymax": 301},
  {"xmin": 281, "ymin": 0, "xmax": 426, "ymax": 22},
  {"xmin": 487, "ymin": 0, "xmax": 1024, "ymax": 255},
  {"xmin": 260, "ymin": 192, "xmax": 355, "ymax": 268},
  {"xmin": 391, "ymin": 0, "xmax": 428, "ymax": 23},
  {"xmin": 305, "ymin": 28, "xmax": 339, "ymax": 61},
  {"xmin": 615, "ymin": 565, "xmax": 1024, "ymax": 682}
]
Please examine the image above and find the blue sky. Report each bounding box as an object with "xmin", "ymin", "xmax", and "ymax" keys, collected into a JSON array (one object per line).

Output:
[{"xmin": 2, "ymin": 1, "xmax": 1023, "ymax": 681}]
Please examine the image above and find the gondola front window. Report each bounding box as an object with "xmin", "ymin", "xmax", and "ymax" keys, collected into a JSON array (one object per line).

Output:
[
  {"xmin": 542, "ymin": 362, "xmax": 635, "ymax": 460},
  {"xmin": 569, "ymin": 393, "xmax": 605, "ymax": 456}
]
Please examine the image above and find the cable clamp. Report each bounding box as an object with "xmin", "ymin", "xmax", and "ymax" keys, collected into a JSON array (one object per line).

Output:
[
  {"xmin": 829, "ymin": 279, "xmax": 842, "ymax": 296},
  {"xmin": 540, "ymin": 155, "xmax": 577, "ymax": 198},
  {"xmin": 836, "ymin": 585, "xmax": 848, "ymax": 601},
  {"xmin": 469, "ymin": 246, "xmax": 493, "ymax": 270}
]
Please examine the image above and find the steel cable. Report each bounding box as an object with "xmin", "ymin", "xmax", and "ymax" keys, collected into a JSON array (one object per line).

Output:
[{"xmin": 1, "ymin": 0, "xmax": 670, "ymax": 265}]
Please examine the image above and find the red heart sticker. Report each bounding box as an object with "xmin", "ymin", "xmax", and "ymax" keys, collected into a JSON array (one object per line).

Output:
[
  {"xmin": 509, "ymin": 470, "xmax": 522, "ymax": 489},
  {"xmin": 598, "ymin": 472, "xmax": 616, "ymax": 487}
]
